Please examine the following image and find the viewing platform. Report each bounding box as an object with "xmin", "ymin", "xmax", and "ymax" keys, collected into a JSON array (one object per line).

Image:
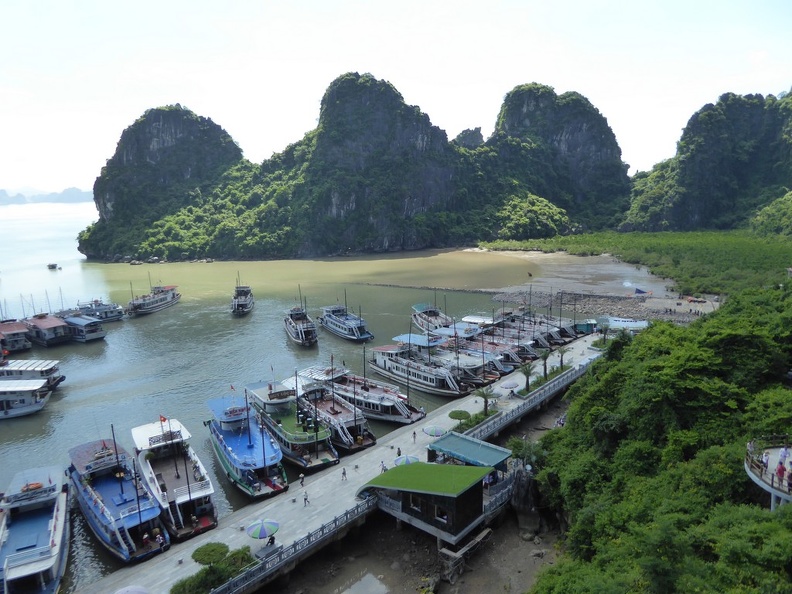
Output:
[
  {"xmin": 744, "ymin": 436, "xmax": 792, "ymax": 510},
  {"xmin": 82, "ymin": 334, "xmax": 602, "ymax": 594}
]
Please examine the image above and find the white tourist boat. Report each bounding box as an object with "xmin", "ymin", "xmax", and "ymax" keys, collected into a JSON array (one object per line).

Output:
[
  {"xmin": 411, "ymin": 302, "xmax": 454, "ymax": 332},
  {"xmin": 131, "ymin": 417, "xmax": 217, "ymax": 541},
  {"xmin": 77, "ymin": 299, "xmax": 125, "ymax": 322},
  {"xmin": 317, "ymin": 293, "xmax": 374, "ymax": 342},
  {"xmin": 298, "ymin": 362, "xmax": 425, "ymax": 424},
  {"xmin": 127, "ymin": 284, "xmax": 181, "ymax": 317},
  {"xmin": 231, "ymin": 281, "xmax": 255, "ymax": 316},
  {"xmin": 0, "ymin": 466, "xmax": 69, "ymax": 594},
  {"xmin": 289, "ymin": 374, "xmax": 377, "ymax": 454},
  {"xmin": 0, "ymin": 359, "xmax": 65, "ymax": 390},
  {"xmin": 369, "ymin": 334, "xmax": 474, "ymax": 398},
  {"xmin": 284, "ymin": 305, "xmax": 318, "ymax": 346},
  {"xmin": 0, "ymin": 379, "xmax": 51, "ymax": 418}
]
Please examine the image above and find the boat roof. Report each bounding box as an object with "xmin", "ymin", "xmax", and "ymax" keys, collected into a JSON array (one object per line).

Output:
[
  {"xmin": 358, "ymin": 463, "xmax": 491, "ymax": 498},
  {"xmin": 412, "ymin": 303, "xmax": 445, "ymax": 313},
  {"xmin": 131, "ymin": 418, "xmax": 190, "ymax": 450},
  {"xmin": 0, "ymin": 320, "xmax": 28, "ymax": 333},
  {"xmin": 246, "ymin": 380, "xmax": 296, "ymax": 403},
  {"xmin": 0, "ymin": 379, "xmax": 49, "ymax": 391},
  {"xmin": 0, "ymin": 359, "xmax": 59, "ymax": 371},
  {"xmin": 392, "ymin": 333, "xmax": 447, "ymax": 348},
  {"xmin": 62, "ymin": 314, "xmax": 103, "ymax": 327},
  {"xmin": 430, "ymin": 322, "xmax": 482, "ymax": 338},
  {"xmin": 207, "ymin": 397, "xmax": 250, "ymax": 421},
  {"xmin": 152, "ymin": 285, "xmax": 178, "ymax": 290},
  {"xmin": 4, "ymin": 465, "xmax": 64, "ymax": 501},
  {"xmin": 427, "ymin": 432, "xmax": 512, "ymax": 471},
  {"xmin": 460, "ymin": 314, "xmax": 492, "ymax": 325},
  {"xmin": 25, "ymin": 314, "xmax": 68, "ymax": 329},
  {"xmin": 298, "ymin": 364, "xmax": 348, "ymax": 383},
  {"xmin": 69, "ymin": 440, "xmax": 129, "ymax": 474}
]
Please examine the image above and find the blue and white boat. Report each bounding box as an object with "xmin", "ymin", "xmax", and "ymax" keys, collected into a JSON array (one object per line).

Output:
[
  {"xmin": 231, "ymin": 274, "xmax": 255, "ymax": 316},
  {"xmin": 0, "ymin": 380, "xmax": 51, "ymax": 419},
  {"xmin": 206, "ymin": 396, "xmax": 288, "ymax": 500},
  {"xmin": 60, "ymin": 313, "xmax": 107, "ymax": 342},
  {"xmin": 68, "ymin": 438, "xmax": 170, "ymax": 563},
  {"xmin": 0, "ymin": 466, "xmax": 69, "ymax": 594},
  {"xmin": 0, "ymin": 359, "xmax": 65, "ymax": 390},
  {"xmin": 318, "ymin": 302, "xmax": 374, "ymax": 342},
  {"xmin": 127, "ymin": 284, "xmax": 181, "ymax": 317},
  {"xmin": 77, "ymin": 299, "xmax": 125, "ymax": 322}
]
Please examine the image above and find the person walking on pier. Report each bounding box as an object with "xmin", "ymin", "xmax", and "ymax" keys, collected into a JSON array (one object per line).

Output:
[
  {"xmin": 412, "ymin": 431, "xmax": 416, "ymax": 443},
  {"xmin": 303, "ymin": 491, "xmax": 310, "ymax": 506},
  {"xmin": 380, "ymin": 461, "xmax": 387, "ymax": 473},
  {"xmin": 299, "ymin": 473, "xmax": 305, "ymax": 487},
  {"xmin": 341, "ymin": 467, "xmax": 347, "ymax": 481}
]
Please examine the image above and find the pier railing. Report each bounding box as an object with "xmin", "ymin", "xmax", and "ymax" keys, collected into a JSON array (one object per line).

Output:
[
  {"xmin": 465, "ymin": 360, "xmax": 595, "ymax": 442},
  {"xmin": 209, "ymin": 496, "xmax": 378, "ymax": 594}
]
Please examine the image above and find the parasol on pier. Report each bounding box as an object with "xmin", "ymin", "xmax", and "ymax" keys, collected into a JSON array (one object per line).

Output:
[
  {"xmin": 422, "ymin": 425, "xmax": 448, "ymax": 437},
  {"xmin": 246, "ymin": 518, "xmax": 280, "ymax": 539},
  {"xmin": 394, "ymin": 455, "xmax": 420, "ymax": 466}
]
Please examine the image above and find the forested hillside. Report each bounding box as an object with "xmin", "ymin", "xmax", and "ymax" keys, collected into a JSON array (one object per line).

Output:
[
  {"xmin": 529, "ymin": 288, "xmax": 792, "ymax": 593},
  {"xmin": 76, "ymin": 74, "xmax": 630, "ymax": 260},
  {"xmin": 621, "ymin": 92, "xmax": 792, "ymax": 231}
]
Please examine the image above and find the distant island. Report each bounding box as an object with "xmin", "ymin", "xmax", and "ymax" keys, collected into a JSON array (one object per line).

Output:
[{"xmin": 0, "ymin": 187, "xmax": 93, "ymax": 205}]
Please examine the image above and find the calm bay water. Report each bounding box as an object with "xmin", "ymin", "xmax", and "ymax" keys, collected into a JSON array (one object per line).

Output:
[
  {"xmin": 0, "ymin": 202, "xmax": 542, "ymax": 592},
  {"xmin": 0, "ymin": 203, "xmax": 668, "ymax": 592}
]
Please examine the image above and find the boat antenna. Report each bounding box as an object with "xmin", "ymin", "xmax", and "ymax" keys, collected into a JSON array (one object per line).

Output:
[
  {"xmin": 111, "ymin": 423, "xmax": 124, "ymax": 495},
  {"xmin": 148, "ymin": 270, "xmax": 153, "ymax": 291},
  {"xmin": 129, "ymin": 282, "xmax": 134, "ymax": 301},
  {"xmin": 362, "ymin": 345, "xmax": 367, "ymax": 382},
  {"xmin": 344, "ymin": 288, "xmax": 348, "ymax": 311},
  {"xmin": 297, "ymin": 284, "xmax": 303, "ymax": 307},
  {"xmin": 168, "ymin": 418, "xmax": 180, "ymax": 479},
  {"xmin": 45, "ymin": 290, "xmax": 52, "ymax": 314}
]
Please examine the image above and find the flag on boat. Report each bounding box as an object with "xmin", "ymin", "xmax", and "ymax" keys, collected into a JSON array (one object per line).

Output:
[{"xmin": 159, "ymin": 415, "xmax": 167, "ymax": 423}]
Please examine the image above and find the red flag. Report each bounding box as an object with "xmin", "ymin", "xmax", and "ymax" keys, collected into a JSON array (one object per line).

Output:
[{"xmin": 159, "ymin": 415, "xmax": 167, "ymax": 423}]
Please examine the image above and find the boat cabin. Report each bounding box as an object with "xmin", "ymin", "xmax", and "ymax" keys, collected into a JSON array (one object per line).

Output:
[{"xmin": 0, "ymin": 321, "xmax": 32, "ymax": 352}]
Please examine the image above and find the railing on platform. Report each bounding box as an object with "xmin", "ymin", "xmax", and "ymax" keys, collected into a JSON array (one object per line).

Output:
[
  {"xmin": 466, "ymin": 360, "xmax": 595, "ymax": 441},
  {"xmin": 210, "ymin": 496, "xmax": 378, "ymax": 594}
]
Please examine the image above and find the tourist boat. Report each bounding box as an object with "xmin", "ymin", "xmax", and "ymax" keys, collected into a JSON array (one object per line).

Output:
[
  {"xmin": 368, "ymin": 335, "xmax": 475, "ymax": 398},
  {"xmin": 23, "ymin": 314, "xmax": 70, "ymax": 347},
  {"xmin": 0, "ymin": 379, "xmax": 51, "ymax": 418},
  {"xmin": 246, "ymin": 380, "xmax": 340, "ymax": 472},
  {"xmin": 0, "ymin": 359, "xmax": 65, "ymax": 390},
  {"xmin": 60, "ymin": 313, "xmax": 107, "ymax": 342},
  {"xmin": 298, "ymin": 362, "xmax": 425, "ymax": 424},
  {"xmin": 77, "ymin": 299, "xmax": 125, "ymax": 322},
  {"xmin": 0, "ymin": 320, "xmax": 32, "ymax": 352},
  {"xmin": 127, "ymin": 284, "xmax": 181, "ymax": 317},
  {"xmin": 317, "ymin": 292, "xmax": 374, "ymax": 342},
  {"xmin": 0, "ymin": 465, "xmax": 69, "ymax": 594},
  {"xmin": 284, "ymin": 305, "xmax": 318, "ymax": 347},
  {"xmin": 231, "ymin": 277, "xmax": 255, "ymax": 316},
  {"xmin": 205, "ymin": 395, "xmax": 288, "ymax": 500},
  {"xmin": 291, "ymin": 374, "xmax": 377, "ymax": 454},
  {"xmin": 68, "ymin": 435, "xmax": 170, "ymax": 563},
  {"xmin": 131, "ymin": 417, "xmax": 217, "ymax": 541},
  {"xmin": 411, "ymin": 303, "xmax": 454, "ymax": 332},
  {"xmin": 47, "ymin": 263, "xmax": 58, "ymax": 270}
]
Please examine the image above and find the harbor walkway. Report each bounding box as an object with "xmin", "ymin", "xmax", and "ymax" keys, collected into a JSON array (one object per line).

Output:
[
  {"xmin": 82, "ymin": 333, "xmax": 602, "ymax": 594},
  {"xmin": 744, "ymin": 436, "xmax": 792, "ymax": 510}
]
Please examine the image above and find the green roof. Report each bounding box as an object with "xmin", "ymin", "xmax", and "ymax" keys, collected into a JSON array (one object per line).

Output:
[
  {"xmin": 358, "ymin": 462, "xmax": 492, "ymax": 497},
  {"xmin": 428, "ymin": 431, "xmax": 511, "ymax": 470}
]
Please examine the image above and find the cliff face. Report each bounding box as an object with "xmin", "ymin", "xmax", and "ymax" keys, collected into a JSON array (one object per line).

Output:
[
  {"xmin": 491, "ymin": 83, "xmax": 630, "ymax": 225},
  {"xmin": 294, "ymin": 73, "xmax": 461, "ymax": 255},
  {"xmin": 622, "ymin": 92, "xmax": 792, "ymax": 231},
  {"xmin": 93, "ymin": 105, "xmax": 242, "ymax": 222}
]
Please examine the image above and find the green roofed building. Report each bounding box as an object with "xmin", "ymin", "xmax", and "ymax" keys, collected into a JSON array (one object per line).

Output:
[{"xmin": 356, "ymin": 462, "xmax": 493, "ymax": 545}]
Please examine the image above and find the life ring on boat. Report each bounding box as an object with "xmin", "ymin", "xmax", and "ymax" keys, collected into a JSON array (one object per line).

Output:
[{"xmin": 21, "ymin": 482, "xmax": 44, "ymax": 492}]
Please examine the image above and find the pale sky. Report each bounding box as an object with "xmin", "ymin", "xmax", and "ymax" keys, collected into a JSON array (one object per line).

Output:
[{"xmin": 2, "ymin": 0, "xmax": 790, "ymax": 194}]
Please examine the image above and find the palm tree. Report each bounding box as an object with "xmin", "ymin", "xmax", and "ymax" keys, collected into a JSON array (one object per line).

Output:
[
  {"xmin": 474, "ymin": 385, "xmax": 495, "ymax": 416},
  {"xmin": 557, "ymin": 346, "xmax": 570, "ymax": 370},
  {"xmin": 539, "ymin": 349, "xmax": 552, "ymax": 380},
  {"xmin": 518, "ymin": 360, "xmax": 537, "ymax": 393},
  {"xmin": 601, "ymin": 322, "xmax": 611, "ymax": 342}
]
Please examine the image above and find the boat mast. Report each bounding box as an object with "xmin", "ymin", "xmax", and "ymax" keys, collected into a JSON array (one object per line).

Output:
[
  {"xmin": 245, "ymin": 388, "xmax": 253, "ymax": 449},
  {"xmin": 111, "ymin": 423, "xmax": 124, "ymax": 496},
  {"xmin": 132, "ymin": 457, "xmax": 144, "ymax": 527}
]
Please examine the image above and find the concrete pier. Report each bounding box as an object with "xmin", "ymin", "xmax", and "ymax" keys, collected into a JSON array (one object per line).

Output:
[{"xmin": 81, "ymin": 334, "xmax": 601, "ymax": 594}]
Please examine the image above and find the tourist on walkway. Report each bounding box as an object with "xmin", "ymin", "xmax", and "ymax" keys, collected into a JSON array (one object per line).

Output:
[
  {"xmin": 299, "ymin": 473, "xmax": 305, "ymax": 487},
  {"xmin": 775, "ymin": 462, "xmax": 786, "ymax": 487},
  {"xmin": 397, "ymin": 447, "xmax": 401, "ymax": 457},
  {"xmin": 303, "ymin": 491, "xmax": 310, "ymax": 506},
  {"xmin": 762, "ymin": 450, "xmax": 770, "ymax": 473},
  {"xmin": 780, "ymin": 445, "xmax": 790, "ymax": 466},
  {"xmin": 341, "ymin": 467, "xmax": 347, "ymax": 481},
  {"xmin": 412, "ymin": 431, "xmax": 416, "ymax": 443},
  {"xmin": 380, "ymin": 461, "xmax": 387, "ymax": 473}
]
